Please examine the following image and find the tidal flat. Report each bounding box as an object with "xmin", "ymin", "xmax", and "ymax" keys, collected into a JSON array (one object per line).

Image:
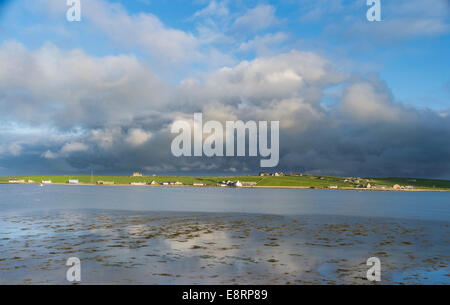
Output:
[
  {"xmin": 0, "ymin": 184, "xmax": 449, "ymax": 284},
  {"xmin": 0, "ymin": 211, "xmax": 448, "ymax": 285}
]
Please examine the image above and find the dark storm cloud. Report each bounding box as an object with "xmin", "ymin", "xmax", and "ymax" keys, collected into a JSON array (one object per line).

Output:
[{"xmin": 1, "ymin": 42, "xmax": 450, "ymax": 178}]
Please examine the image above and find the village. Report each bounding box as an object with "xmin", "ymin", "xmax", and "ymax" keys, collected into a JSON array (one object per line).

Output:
[
  {"xmin": 3, "ymin": 171, "xmax": 420, "ymax": 191},
  {"xmin": 6, "ymin": 172, "xmax": 253, "ymax": 188}
]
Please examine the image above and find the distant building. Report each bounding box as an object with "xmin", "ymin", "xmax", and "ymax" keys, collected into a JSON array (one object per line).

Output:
[
  {"xmin": 68, "ymin": 179, "xmax": 79, "ymax": 184},
  {"xmin": 149, "ymin": 181, "xmax": 158, "ymax": 185},
  {"xmin": 133, "ymin": 172, "xmax": 143, "ymax": 177},
  {"xmin": 366, "ymin": 183, "xmax": 372, "ymax": 189},
  {"xmin": 174, "ymin": 181, "xmax": 183, "ymax": 185},
  {"xmin": 241, "ymin": 182, "xmax": 257, "ymax": 187},
  {"xmin": 329, "ymin": 185, "xmax": 338, "ymax": 189},
  {"xmin": 130, "ymin": 182, "xmax": 146, "ymax": 186},
  {"xmin": 193, "ymin": 182, "xmax": 204, "ymax": 186},
  {"xmin": 28, "ymin": 180, "xmax": 34, "ymax": 183},
  {"xmin": 9, "ymin": 179, "xmax": 25, "ymax": 183},
  {"xmin": 393, "ymin": 184, "xmax": 401, "ymax": 190},
  {"xmin": 97, "ymin": 181, "xmax": 114, "ymax": 185},
  {"xmin": 42, "ymin": 180, "xmax": 52, "ymax": 184},
  {"xmin": 162, "ymin": 182, "xmax": 170, "ymax": 186},
  {"xmin": 233, "ymin": 181, "xmax": 243, "ymax": 187}
]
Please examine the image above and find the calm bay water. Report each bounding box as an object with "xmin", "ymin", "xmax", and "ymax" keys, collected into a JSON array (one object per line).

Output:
[
  {"xmin": 1, "ymin": 184, "xmax": 449, "ymax": 220},
  {"xmin": 0, "ymin": 184, "xmax": 449, "ymax": 284}
]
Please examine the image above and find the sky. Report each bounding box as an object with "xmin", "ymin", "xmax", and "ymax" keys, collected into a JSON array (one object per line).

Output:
[{"xmin": 0, "ymin": 0, "xmax": 449, "ymax": 178}]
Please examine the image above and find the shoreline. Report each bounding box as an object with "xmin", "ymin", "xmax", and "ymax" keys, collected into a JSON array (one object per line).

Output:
[{"xmin": 1, "ymin": 182, "xmax": 449, "ymax": 193}]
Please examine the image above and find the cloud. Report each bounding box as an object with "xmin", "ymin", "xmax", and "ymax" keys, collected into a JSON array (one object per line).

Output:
[
  {"xmin": 60, "ymin": 142, "xmax": 89, "ymax": 154},
  {"xmin": 300, "ymin": 0, "xmax": 450, "ymax": 43},
  {"xmin": 193, "ymin": 0, "xmax": 229, "ymax": 19},
  {"xmin": 239, "ymin": 32, "xmax": 288, "ymax": 55},
  {"xmin": 125, "ymin": 128, "xmax": 153, "ymax": 147},
  {"xmin": 37, "ymin": 0, "xmax": 233, "ymax": 68},
  {"xmin": 339, "ymin": 80, "xmax": 409, "ymax": 123},
  {"xmin": 0, "ymin": 142, "xmax": 22, "ymax": 157},
  {"xmin": 231, "ymin": 5, "xmax": 280, "ymax": 34},
  {"xmin": 1, "ymin": 41, "xmax": 450, "ymax": 178},
  {"xmin": 0, "ymin": 41, "xmax": 166, "ymax": 129},
  {"xmin": 41, "ymin": 150, "xmax": 58, "ymax": 159}
]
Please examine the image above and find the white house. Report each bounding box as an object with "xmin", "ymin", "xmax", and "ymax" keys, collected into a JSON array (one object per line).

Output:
[
  {"xmin": 130, "ymin": 182, "xmax": 146, "ymax": 186},
  {"xmin": 97, "ymin": 181, "xmax": 114, "ymax": 185},
  {"xmin": 68, "ymin": 179, "xmax": 79, "ymax": 184},
  {"xmin": 42, "ymin": 180, "xmax": 52, "ymax": 184},
  {"xmin": 9, "ymin": 179, "xmax": 25, "ymax": 183},
  {"xmin": 233, "ymin": 181, "xmax": 243, "ymax": 187}
]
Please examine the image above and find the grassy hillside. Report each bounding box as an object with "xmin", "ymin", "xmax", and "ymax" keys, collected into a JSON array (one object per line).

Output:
[
  {"xmin": 256, "ymin": 175, "xmax": 350, "ymax": 188},
  {"xmin": 1, "ymin": 175, "xmax": 450, "ymax": 190},
  {"xmin": 368, "ymin": 177, "xmax": 450, "ymax": 190},
  {"xmin": 0, "ymin": 175, "xmax": 261, "ymax": 186}
]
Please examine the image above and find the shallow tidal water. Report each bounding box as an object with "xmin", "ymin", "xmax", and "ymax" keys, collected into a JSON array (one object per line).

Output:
[{"xmin": 0, "ymin": 184, "xmax": 449, "ymax": 284}]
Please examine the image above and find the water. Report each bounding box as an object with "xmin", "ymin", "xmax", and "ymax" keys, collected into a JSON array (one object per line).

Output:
[
  {"xmin": 0, "ymin": 184, "xmax": 449, "ymax": 284},
  {"xmin": 2, "ymin": 184, "xmax": 449, "ymax": 220}
]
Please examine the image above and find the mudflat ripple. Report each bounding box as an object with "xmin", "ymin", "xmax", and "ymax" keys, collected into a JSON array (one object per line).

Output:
[{"xmin": 0, "ymin": 211, "xmax": 448, "ymax": 284}]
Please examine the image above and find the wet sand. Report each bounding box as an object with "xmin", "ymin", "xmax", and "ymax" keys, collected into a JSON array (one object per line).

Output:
[{"xmin": 0, "ymin": 211, "xmax": 448, "ymax": 285}]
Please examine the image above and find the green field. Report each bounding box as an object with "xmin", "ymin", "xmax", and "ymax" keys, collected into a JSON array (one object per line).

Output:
[
  {"xmin": 368, "ymin": 177, "xmax": 450, "ymax": 190},
  {"xmin": 2, "ymin": 174, "xmax": 450, "ymax": 190}
]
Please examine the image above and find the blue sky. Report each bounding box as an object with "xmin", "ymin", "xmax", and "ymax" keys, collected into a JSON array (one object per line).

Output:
[
  {"xmin": 2, "ymin": 0, "xmax": 448, "ymax": 106},
  {"xmin": 0, "ymin": 0, "xmax": 449, "ymax": 177}
]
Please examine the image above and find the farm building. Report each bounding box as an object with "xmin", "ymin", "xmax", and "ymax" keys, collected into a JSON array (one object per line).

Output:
[
  {"xmin": 130, "ymin": 182, "xmax": 146, "ymax": 186},
  {"xmin": 97, "ymin": 181, "xmax": 114, "ymax": 185},
  {"xmin": 233, "ymin": 181, "xmax": 243, "ymax": 187},
  {"xmin": 9, "ymin": 179, "xmax": 25, "ymax": 183}
]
